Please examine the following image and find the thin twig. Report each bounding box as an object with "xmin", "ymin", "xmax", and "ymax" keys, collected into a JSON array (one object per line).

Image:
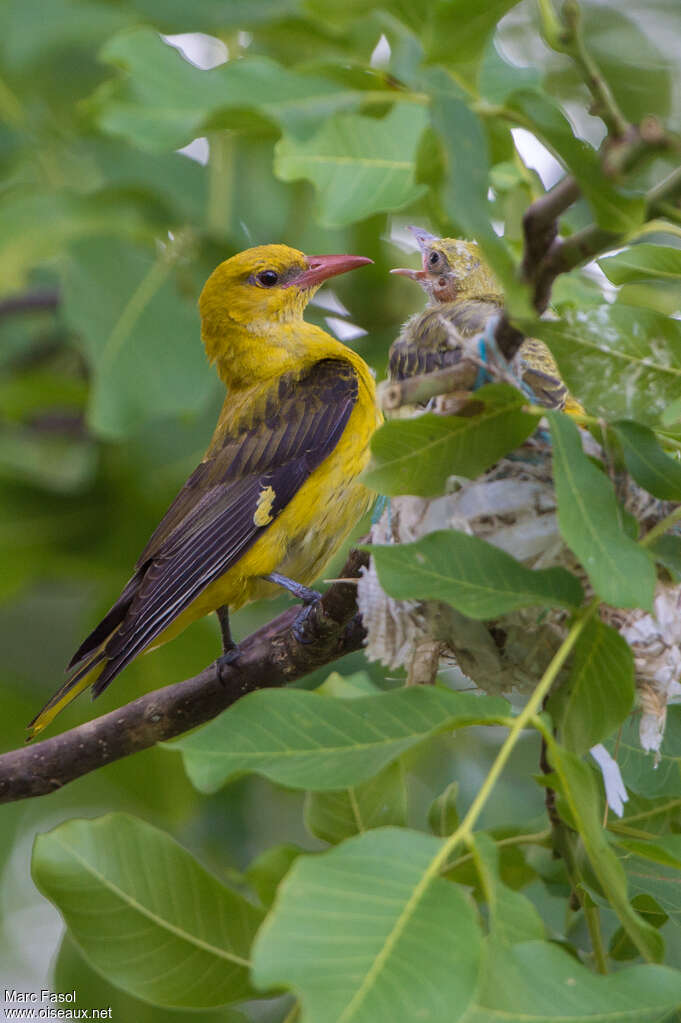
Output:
[{"xmin": 0, "ymin": 289, "xmax": 59, "ymax": 318}]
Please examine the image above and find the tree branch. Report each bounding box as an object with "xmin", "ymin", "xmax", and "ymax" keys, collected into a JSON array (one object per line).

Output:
[
  {"xmin": 0, "ymin": 549, "xmax": 369, "ymax": 804},
  {"xmin": 0, "ymin": 288, "xmax": 59, "ymax": 318}
]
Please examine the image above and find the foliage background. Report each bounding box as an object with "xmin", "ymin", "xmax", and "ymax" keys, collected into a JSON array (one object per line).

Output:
[{"xmin": 2, "ymin": 0, "xmax": 681, "ymax": 1020}]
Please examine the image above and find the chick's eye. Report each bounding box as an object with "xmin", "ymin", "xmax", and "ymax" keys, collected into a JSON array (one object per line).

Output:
[
  {"xmin": 428, "ymin": 251, "xmax": 440, "ymax": 267},
  {"xmin": 256, "ymin": 270, "xmax": 279, "ymax": 287}
]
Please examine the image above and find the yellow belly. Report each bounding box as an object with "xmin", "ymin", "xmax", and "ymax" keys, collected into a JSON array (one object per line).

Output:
[{"xmin": 151, "ymin": 388, "xmax": 378, "ymax": 649}]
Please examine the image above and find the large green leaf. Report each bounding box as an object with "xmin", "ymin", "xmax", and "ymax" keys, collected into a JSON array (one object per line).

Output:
[
  {"xmin": 616, "ymin": 835, "xmax": 681, "ymax": 934},
  {"xmin": 252, "ymin": 828, "xmax": 482, "ymax": 1023},
  {"xmin": 527, "ymin": 306, "xmax": 681, "ymax": 430},
  {"xmin": 304, "ymin": 761, "xmax": 408, "ymax": 844},
  {"xmin": 275, "ymin": 104, "xmax": 428, "ymax": 227},
  {"xmin": 371, "ymin": 528, "xmax": 583, "ymax": 618},
  {"xmin": 471, "ymin": 834, "xmax": 545, "ymax": 945},
  {"xmin": 62, "ymin": 236, "xmax": 215, "ymax": 439},
  {"xmin": 612, "ymin": 420, "xmax": 681, "ymax": 501},
  {"xmin": 32, "ymin": 814, "xmax": 264, "ymax": 1008},
  {"xmin": 425, "ymin": 0, "xmax": 520, "ymax": 84},
  {"xmin": 364, "ymin": 384, "xmax": 537, "ymax": 496},
  {"xmin": 600, "ymin": 243, "xmax": 681, "ymax": 285},
  {"xmin": 548, "ymin": 743, "xmax": 664, "ymax": 961},
  {"xmin": 551, "ymin": 617, "xmax": 635, "ymax": 755},
  {"xmin": 548, "ymin": 412, "xmax": 656, "ymax": 609},
  {"xmin": 467, "ymin": 939, "xmax": 681, "ymax": 1021},
  {"xmin": 170, "ymin": 686, "xmax": 508, "ymax": 794},
  {"xmin": 94, "ymin": 28, "xmax": 363, "ymax": 152}
]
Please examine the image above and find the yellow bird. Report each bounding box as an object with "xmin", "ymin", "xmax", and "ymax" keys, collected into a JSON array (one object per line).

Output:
[
  {"xmin": 29, "ymin": 244, "xmax": 379, "ymax": 738},
  {"xmin": 390, "ymin": 228, "xmax": 582, "ymax": 414}
]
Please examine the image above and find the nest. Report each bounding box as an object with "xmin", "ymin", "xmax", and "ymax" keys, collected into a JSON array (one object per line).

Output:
[{"xmin": 357, "ymin": 426, "xmax": 681, "ymax": 761}]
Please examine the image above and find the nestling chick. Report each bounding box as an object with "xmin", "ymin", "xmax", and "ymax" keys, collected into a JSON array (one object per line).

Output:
[{"xmin": 389, "ymin": 228, "xmax": 582, "ymax": 413}]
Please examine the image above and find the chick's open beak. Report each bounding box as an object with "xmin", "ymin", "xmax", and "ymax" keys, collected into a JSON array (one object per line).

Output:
[
  {"xmin": 295, "ymin": 254, "xmax": 372, "ymax": 289},
  {"xmin": 390, "ymin": 267, "xmax": 427, "ymax": 281}
]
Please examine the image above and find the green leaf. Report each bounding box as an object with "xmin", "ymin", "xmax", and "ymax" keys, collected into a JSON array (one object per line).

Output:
[
  {"xmin": 650, "ymin": 534, "xmax": 681, "ymax": 581},
  {"xmin": 54, "ymin": 935, "xmax": 249, "ymax": 1023},
  {"xmin": 62, "ymin": 237, "xmax": 215, "ymax": 439},
  {"xmin": 507, "ymin": 91, "xmax": 645, "ymax": 233},
  {"xmin": 425, "ymin": 0, "xmax": 520, "ymax": 84},
  {"xmin": 364, "ymin": 384, "xmax": 537, "ymax": 496},
  {"xmin": 552, "ymin": 618, "xmax": 635, "ymax": 755},
  {"xmin": 316, "ymin": 670, "xmax": 383, "ymax": 699},
  {"xmin": 662, "ymin": 397, "xmax": 681, "ymax": 427},
  {"xmin": 600, "ymin": 243, "xmax": 681, "ymax": 285},
  {"xmin": 172, "ymin": 687, "xmax": 508, "ymax": 794},
  {"xmin": 95, "ymin": 28, "xmax": 363, "ymax": 151},
  {"xmin": 471, "ymin": 834, "xmax": 545, "ymax": 944},
  {"xmin": 468, "ymin": 939, "xmax": 681, "ymax": 1021},
  {"xmin": 548, "ymin": 412, "xmax": 656, "ymax": 609},
  {"xmin": 370, "ymin": 529, "xmax": 583, "ymax": 618},
  {"xmin": 305, "ymin": 760, "xmax": 408, "ymax": 844},
  {"xmin": 605, "ymin": 706, "xmax": 681, "ymax": 799},
  {"xmin": 0, "ymin": 425, "xmax": 97, "ymax": 494},
  {"xmin": 252, "ymin": 828, "xmax": 482, "ymax": 1023},
  {"xmin": 428, "ymin": 781, "xmax": 460, "ymax": 836},
  {"xmin": 31, "ymin": 813, "xmax": 264, "ymax": 1008},
  {"xmin": 0, "ymin": 192, "xmax": 143, "ymax": 296},
  {"xmin": 274, "ymin": 104, "xmax": 428, "ymax": 228},
  {"xmin": 425, "ymin": 68, "xmax": 520, "ymax": 299},
  {"xmin": 548, "ymin": 743, "xmax": 664, "ymax": 962},
  {"xmin": 612, "ymin": 420, "xmax": 681, "ymax": 501},
  {"xmin": 526, "ymin": 305, "xmax": 681, "ymax": 429},
  {"xmin": 245, "ymin": 844, "xmax": 303, "ymax": 911},
  {"xmin": 616, "ymin": 837, "xmax": 681, "ymax": 937}
]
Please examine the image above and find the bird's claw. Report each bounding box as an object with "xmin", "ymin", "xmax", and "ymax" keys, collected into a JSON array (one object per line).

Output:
[
  {"xmin": 215, "ymin": 644, "xmax": 241, "ymax": 684},
  {"xmin": 292, "ymin": 600, "xmax": 322, "ymax": 645}
]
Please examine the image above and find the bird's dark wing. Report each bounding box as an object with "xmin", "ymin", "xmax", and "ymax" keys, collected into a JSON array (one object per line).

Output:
[
  {"xmin": 388, "ymin": 299, "xmax": 501, "ymax": 381},
  {"xmin": 71, "ymin": 358, "xmax": 358, "ymax": 695}
]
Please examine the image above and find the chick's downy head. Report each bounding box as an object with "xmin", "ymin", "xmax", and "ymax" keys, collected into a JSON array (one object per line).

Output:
[{"xmin": 392, "ymin": 229, "xmax": 500, "ymax": 303}]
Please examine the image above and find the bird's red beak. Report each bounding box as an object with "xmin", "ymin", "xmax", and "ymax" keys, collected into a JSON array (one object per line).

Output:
[
  {"xmin": 295, "ymin": 254, "xmax": 372, "ymax": 289},
  {"xmin": 390, "ymin": 267, "xmax": 427, "ymax": 281}
]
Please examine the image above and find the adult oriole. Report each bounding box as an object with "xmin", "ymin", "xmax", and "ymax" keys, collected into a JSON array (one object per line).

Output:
[
  {"xmin": 29, "ymin": 244, "xmax": 379, "ymax": 738},
  {"xmin": 390, "ymin": 228, "xmax": 581, "ymax": 413}
]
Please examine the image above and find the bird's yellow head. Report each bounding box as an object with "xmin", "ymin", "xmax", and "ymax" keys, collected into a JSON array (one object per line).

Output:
[
  {"xmin": 392, "ymin": 228, "xmax": 500, "ymax": 304},
  {"xmin": 200, "ymin": 243, "xmax": 371, "ymax": 343}
]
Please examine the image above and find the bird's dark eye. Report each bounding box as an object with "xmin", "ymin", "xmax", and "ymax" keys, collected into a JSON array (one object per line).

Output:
[
  {"xmin": 256, "ymin": 270, "xmax": 279, "ymax": 287},
  {"xmin": 428, "ymin": 251, "xmax": 440, "ymax": 267}
]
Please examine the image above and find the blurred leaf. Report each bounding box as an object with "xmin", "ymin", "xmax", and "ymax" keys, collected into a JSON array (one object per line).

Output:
[
  {"xmin": 600, "ymin": 244, "xmax": 681, "ymax": 285},
  {"xmin": 128, "ymin": 0, "xmax": 299, "ymax": 32},
  {"xmin": 371, "ymin": 528, "xmax": 583, "ymax": 617},
  {"xmin": 425, "ymin": 0, "xmax": 519, "ymax": 84},
  {"xmin": 171, "ymin": 686, "xmax": 509, "ymax": 793},
  {"xmin": 471, "ymin": 833, "xmax": 545, "ymax": 944},
  {"xmin": 54, "ymin": 935, "xmax": 248, "ymax": 1023},
  {"xmin": 316, "ymin": 669, "xmax": 382, "ymax": 699},
  {"xmin": 551, "ymin": 618, "xmax": 635, "ymax": 755},
  {"xmin": 650, "ymin": 534, "xmax": 681, "ymax": 581},
  {"xmin": 609, "ymin": 894, "xmax": 669, "ymax": 962},
  {"xmin": 0, "ymin": 192, "xmax": 143, "ymax": 296},
  {"xmin": 364, "ymin": 384, "xmax": 537, "ymax": 496},
  {"xmin": 548, "ymin": 412, "xmax": 656, "ymax": 610},
  {"xmin": 528, "ymin": 305, "xmax": 681, "ymax": 430},
  {"xmin": 305, "ymin": 760, "xmax": 407, "ymax": 844},
  {"xmin": 0, "ymin": 0, "xmax": 131, "ymax": 72},
  {"xmin": 246, "ymin": 844, "xmax": 303, "ymax": 910},
  {"xmin": 428, "ymin": 780, "xmax": 460, "ymax": 836},
  {"xmin": 548, "ymin": 742, "xmax": 664, "ymax": 961},
  {"xmin": 252, "ymin": 828, "xmax": 482, "ymax": 1022},
  {"xmin": 507, "ymin": 91, "xmax": 645, "ymax": 233},
  {"xmin": 95, "ymin": 28, "xmax": 365, "ymax": 152},
  {"xmin": 616, "ymin": 837, "xmax": 681, "ymax": 938},
  {"xmin": 425, "ymin": 68, "xmax": 520, "ymax": 300},
  {"xmin": 478, "ymin": 42, "xmax": 541, "ymax": 104},
  {"xmin": 62, "ymin": 236, "xmax": 215, "ymax": 439},
  {"xmin": 32, "ymin": 814, "xmax": 264, "ymax": 1008},
  {"xmin": 468, "ymin": 939, "xmax": 681, "ymax": 1021},
  {"xmin": 605, "ymin": 706, "xmax": 681, "ymax": 799},
  {"xmin": 662, "ymin": 397, "xmax": 681, "ymax": 427},
  {"xmin": 612, "ymin": 420, "xmax": 681, "ymax": 501},
  {"xmin": 275, "ymin": 105, "xmax": 428, "ymax": 227},
  {"xmin": 0, "ymin": 425, "xmax": 97, "ymax": 494}
]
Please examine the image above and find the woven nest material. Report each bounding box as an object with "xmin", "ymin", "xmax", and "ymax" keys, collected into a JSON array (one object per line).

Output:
[{"xmin": 357, "ymin": 427, "xmax": 681, "ymax": 760}]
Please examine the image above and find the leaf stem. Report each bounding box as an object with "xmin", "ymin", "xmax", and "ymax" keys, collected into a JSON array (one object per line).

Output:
[
  {"xmin": 440, "ymin": 828, "xmax": 552, "ymax": 875},
  {"xmin": 583, "ymin": 897, "xmax": 609, "ymax": 974},
  {"xmin": 640, "ymin": 505, "xmax": 681, "ymax": 548}
]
